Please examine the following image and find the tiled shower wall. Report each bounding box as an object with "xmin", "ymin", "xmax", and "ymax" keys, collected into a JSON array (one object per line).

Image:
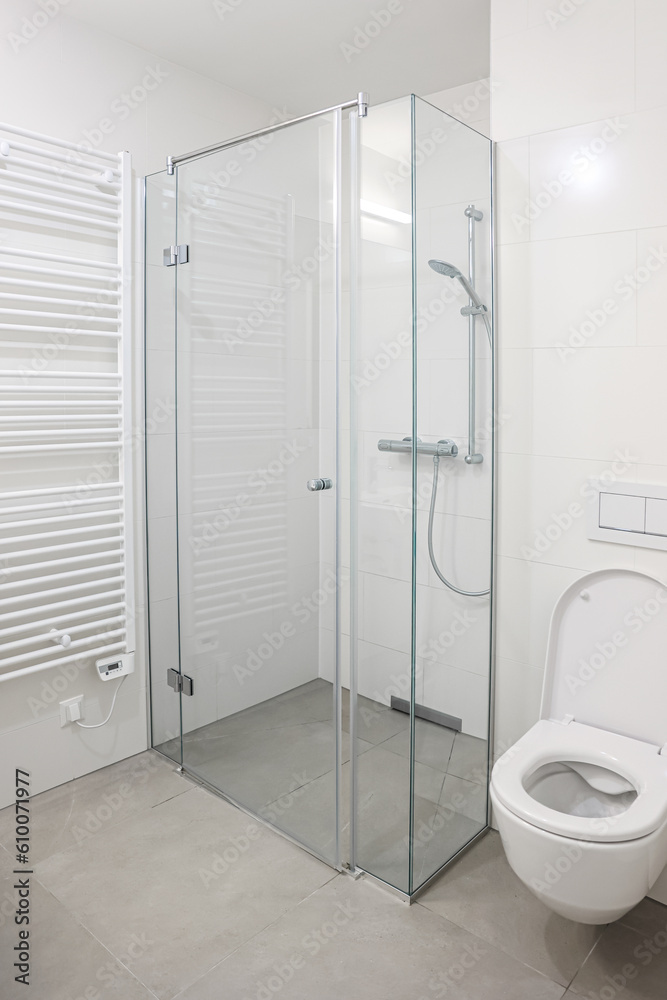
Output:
[{"xmin": 491, "ymin": 0, "xmax": 667, "ymax": 903}]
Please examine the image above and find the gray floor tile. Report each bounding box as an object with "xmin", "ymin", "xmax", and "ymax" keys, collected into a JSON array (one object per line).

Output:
[
  {"xmin": 35, "ymin": 785, "xmax": 333, "ymax": 1000},
  {"xmin": 177, "ymin": 874, "xmax": 566, "ymax": 1000},
  {"xmin": 189, "ymin": 678, "xmax": 335, "ymax": 742},
  {"xmin": 183, "ymin": 720, "xmax": 339, "ymax": 810},
  {"xmin": 382, "ymin": 717, "xmax": 456, "ymax": 771},
  {"xmin": 567, "ymin": 919, "xmax": 667, "ymax": 999},
  {"xmin": 0, "ymin": 840, "xmax": 12, "ymax": 877},
  {"xmin": 343, "ymin": 690, "xmax": 410, "ymax": 744},
  {"xmin": 261, "ymin": 760, "xmax": 352, "ymax": 864},
  {"xmin": 618, "ymin": 895, "xmax": 667, "ymax": 936},
  {"xmin": 448, "ymin": 732, "xmax": 489, "ymax": 784},
  {"xmin": 439, "ymin": 773, "xmax": 488, "ymax": 824},
  {"xmin": 355, "ymin": 744, "xmax": 483, "ymax": 892},
  {"xmin": 418, "ymin": 830, "xmax": 603, "ymax": 988},
  {"xmin": 0, "ymin": 750, "xmax": 190, "ymax": 865},
  {"xmin": 0, "ymin": 875, "xmax": 154, "ymax": 1000}
]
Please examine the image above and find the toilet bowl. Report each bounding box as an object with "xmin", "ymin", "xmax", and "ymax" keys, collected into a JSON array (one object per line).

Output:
[{"xmin": 491, "ymin": 569, "xmax": 667, "ymax": 924}]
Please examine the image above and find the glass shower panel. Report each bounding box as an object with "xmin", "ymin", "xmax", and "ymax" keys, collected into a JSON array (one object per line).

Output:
[
  {"xmin": 412, "ymin": 97, "xmax": 493, "ymax": 892},
  {"xmin": 173, "ymin": 114, "xmax": 342, "ymax": 865},
  {"xmin": 351, "ymin": 97, "xmax": 415, "ymax": 893},
  {"xmin": 144, "ymin": 170, "xmax": 181, "ymax": 764}
]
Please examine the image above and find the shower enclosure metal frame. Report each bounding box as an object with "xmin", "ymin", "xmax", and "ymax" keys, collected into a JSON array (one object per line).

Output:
[{"xmin": 144, "ymin": 93, "xmax": 496, "ymax": 901}]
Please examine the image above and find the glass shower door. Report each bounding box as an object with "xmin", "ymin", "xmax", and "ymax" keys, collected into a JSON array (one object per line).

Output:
[{"xmin": 172, "ymin": 113, "xmax": 343, "ymax": 865}]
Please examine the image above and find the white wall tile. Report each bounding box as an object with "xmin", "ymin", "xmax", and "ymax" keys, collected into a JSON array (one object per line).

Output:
[
  {"xmin": 498, "ymin": 452, "xmax": 638, "ymax": 571},
  {"xmin": 360, "ymin": 572, "xmax": 412, "ymax": 655},
  {"xmin": 636, "ymin": 228, "xmax": 667, "ymax": 346},
  {"xmin": 495, "ymin": 556, "xmax": 582, "ymax": 667},
  {"xmin": 515, "ymin": 231, "xmax": 637, "ymax": 352},
  {"xmin": 422, "ymin": 659, "xmax": 489, "ymax": 739},
  {"xmin": 0, "ymin": 717, "xmax": 71, "ymax": 808},
  {"xmin": 493, "ymin": 655, "xmax": 544, "ymax": 756},
  {"xmin": 494, "ymin": 138, "xmax": 531, "ymax": 245},
  {"xmin": 529, "ymin": 108, "xmax": 667, "ymax": 241},
  {"xmin": 492, "ymin": 0, "xmax": 635, "ymax": 141},
  {"xmin": 527, "ymin": 346, "xmax": 667, "ymax": 465},
  {"xmin": 491, "ymin": 0, "xmax": 528, "ymax": 39},
  {"xmin": 356, "ymin": 639, "xmax": 412, "ymax": 707},
  {"xmin": 636, "ymin": 0, "xmax": 667, "ymax": 112}
]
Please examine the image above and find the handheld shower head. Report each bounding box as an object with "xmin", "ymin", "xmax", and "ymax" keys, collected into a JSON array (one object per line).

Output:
[
  {"xmin": 428, "ymin": 259, "xmax": 482, "ymax": 309},
  {"xmin": 427, "ymin": 258, "xmax": 492, "ymax": 346}
]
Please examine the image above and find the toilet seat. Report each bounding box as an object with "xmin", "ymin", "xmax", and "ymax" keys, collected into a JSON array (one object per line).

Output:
[{"xmin": 492, "ymin": 719, "xmax": 667, "ymax": 843}]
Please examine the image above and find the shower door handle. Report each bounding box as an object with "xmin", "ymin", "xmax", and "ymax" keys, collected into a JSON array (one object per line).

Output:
[{"xmin": 306, "ymin": 478, "xmax": 333, "ymax": 492}]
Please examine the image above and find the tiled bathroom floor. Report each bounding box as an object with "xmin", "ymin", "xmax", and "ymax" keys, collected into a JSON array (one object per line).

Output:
[
  {"xmin": 156, "ymin": 679, "xmax": 488, "ymax": 889},
  {"xmin": 0, "ymin": 751, "xmax": 666, "ymax": 999}
]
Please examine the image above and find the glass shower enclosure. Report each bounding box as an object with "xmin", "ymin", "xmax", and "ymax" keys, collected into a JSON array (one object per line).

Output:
[{"xmin": 145, "ymin": 93, "xmax": 494, "ymax": 898}]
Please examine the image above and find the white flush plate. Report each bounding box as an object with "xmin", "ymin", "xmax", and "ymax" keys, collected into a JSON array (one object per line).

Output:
[{"xmin": 587, "ymin": 479, "xmax": 667, "ymax": 551}]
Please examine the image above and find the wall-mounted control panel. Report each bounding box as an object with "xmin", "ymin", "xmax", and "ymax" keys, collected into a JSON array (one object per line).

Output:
[
  {"xmin": 587, "ymin": 481, "xmax": 667, "ymax": 551},
  {"xmin": 95, "ymin": 652, "xmax": 134, "ymax": 682}
]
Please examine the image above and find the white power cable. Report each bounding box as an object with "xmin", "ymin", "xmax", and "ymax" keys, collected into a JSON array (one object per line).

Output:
[{"xmin": 74, "ymin": 674, "xmax": 126, "ymax": 729}]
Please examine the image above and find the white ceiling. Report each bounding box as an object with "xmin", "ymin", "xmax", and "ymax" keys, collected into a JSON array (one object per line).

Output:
[{"xmin": 64, "ymin": 0, "xmax": 489, "ymax": 113}]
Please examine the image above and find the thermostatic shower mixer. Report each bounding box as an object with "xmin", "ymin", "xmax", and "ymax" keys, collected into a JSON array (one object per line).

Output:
[{"xmin": 377, "ymin": 437, "xmax": 458, "ymax": 457}]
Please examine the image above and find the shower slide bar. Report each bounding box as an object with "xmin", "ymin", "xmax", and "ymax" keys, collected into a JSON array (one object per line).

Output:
[
  {"xmin": 166, "ymin": 92, "xmax": 369, "ymax": 172},
  {"xmin": 0, "ymin": 120, "xmax": 134, "ymax": 685}
]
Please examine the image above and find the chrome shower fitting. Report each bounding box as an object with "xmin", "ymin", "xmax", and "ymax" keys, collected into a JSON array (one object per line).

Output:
[
  {"xmin": 376, "ymin": 437, "xmax": 490, "ymax": 598},
  {"xmin": 377, "ymin": 437, "xmax": 458, "ymax": 457},
  {"xmin": 428, "ymin": 204, "xmax": 492, "ymax": 467}
]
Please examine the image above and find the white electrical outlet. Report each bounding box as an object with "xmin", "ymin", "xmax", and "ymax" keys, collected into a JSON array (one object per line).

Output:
[{"xmin": 60, "ymin": 695, "xmax": 84, "ymax": 727}]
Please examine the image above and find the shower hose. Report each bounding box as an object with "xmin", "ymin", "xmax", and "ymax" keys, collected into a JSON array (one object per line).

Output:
[{"xmin": 428, "ymin": 455, "xmax": 490, "ymax": 598}]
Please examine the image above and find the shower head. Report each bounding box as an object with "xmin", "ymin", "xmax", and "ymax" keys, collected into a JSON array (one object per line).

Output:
[
  {"xmin": 427, "ymin": 258, "xmax": 492, "ymax": 346},
  {"xmin": 428, "ymin": 259, "xmax": 483, "ymax": 309},
  {"xmin": 428, "ymin": 259, "xmax": 462, "ymax": 279}
]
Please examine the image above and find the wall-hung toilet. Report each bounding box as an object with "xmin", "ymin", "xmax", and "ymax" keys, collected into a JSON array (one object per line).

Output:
[{"xmin": 491, "ymin": 568, "xmax": 667, "ymax": 924}]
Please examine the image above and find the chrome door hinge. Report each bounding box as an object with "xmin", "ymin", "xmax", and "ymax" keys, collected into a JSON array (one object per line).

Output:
[
  {"xmin": 163, "ymin": 244, "xmax": 189, "ymax": 266},
  {"xmin": 167, "ymin": 668, "xmax": 194, "ymax": 696}
]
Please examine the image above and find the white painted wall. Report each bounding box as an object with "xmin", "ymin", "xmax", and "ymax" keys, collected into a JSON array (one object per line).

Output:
[
  {"xmin": 0, "ymin": 0, "xmax": 274, "ymax": 806},
  {"xmin": 491, "ymin": 0, "xmax": 667, "ymax": 904}
]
